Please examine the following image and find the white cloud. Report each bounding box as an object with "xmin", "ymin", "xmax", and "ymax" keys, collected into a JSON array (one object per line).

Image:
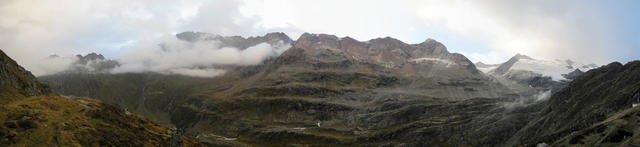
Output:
[
  {"xmin": 111, "ymin": 35, "xmax": 291, "ymax": 77},
  {"xmin": 415, "ymin": 0, "xmax": 624, "ymax": 64}
]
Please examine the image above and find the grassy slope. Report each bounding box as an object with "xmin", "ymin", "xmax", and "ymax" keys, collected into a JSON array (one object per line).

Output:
[{"xmin": 0, "ymin": 96, "xmax": 200, "ymax": 147}]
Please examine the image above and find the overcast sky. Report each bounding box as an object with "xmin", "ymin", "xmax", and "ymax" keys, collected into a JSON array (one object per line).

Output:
[{"xmin": 1, "ymin": 0, "xmax": 639, "ymax": 75}]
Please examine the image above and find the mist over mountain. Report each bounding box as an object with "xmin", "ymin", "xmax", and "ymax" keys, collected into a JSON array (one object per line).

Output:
[
  {"xmin": 0, "ymin": 30, "xmax": 630, "ymax": 146},
  {"xmin": 111, "ymin": 32, "xmax": 292, "ymax": 77},
  {"xmin": 43, "ymin": 32, "xmax": 293, "ymax": 77},
  {"xmin": 2, "ymin": 0, "xmax": 639, "ymax": 146}
]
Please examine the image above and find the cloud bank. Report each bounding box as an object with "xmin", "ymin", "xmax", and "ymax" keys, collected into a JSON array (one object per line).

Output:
[{"xmin": 111, "ymin": 36, "xmax": 290, "ymax": 77}]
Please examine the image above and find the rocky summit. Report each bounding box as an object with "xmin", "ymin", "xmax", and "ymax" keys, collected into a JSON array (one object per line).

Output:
[{"xmin": 33, "ymin": 32, "xmax": 639, "ymax": 147}]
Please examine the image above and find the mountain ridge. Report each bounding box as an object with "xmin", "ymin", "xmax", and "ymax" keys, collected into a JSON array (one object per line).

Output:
[{"xmin": 0, "ymin": 49, "xmax": 52, "ymax": 102}]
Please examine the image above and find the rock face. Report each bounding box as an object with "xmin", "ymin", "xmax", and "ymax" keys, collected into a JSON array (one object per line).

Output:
[
  {"xmin": 507, "ymin": 61, "xmax": 640, "ymax": 146},
  {"xmin": 0, "ymin": 49, "xmax": 52, "ymax": 101},
  {"xmin": 256, "ymin": 33, "xmax": 506, "ymax": 100},
  {"xmin": 0, "ymin": 49, "xmax": 201, "ymax": 146}
]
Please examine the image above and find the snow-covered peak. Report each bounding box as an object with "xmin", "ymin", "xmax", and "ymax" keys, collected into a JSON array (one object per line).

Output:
[
  {"xmin": 510, "ymin": 58, "xmax": 576, "ymax": 80},
  {"xmin": 486, "ymin": 54, "xmax": 598, "ymax": 81}
]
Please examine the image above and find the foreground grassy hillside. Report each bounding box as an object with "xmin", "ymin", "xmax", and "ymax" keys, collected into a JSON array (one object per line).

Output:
[{"xmin": 0, "ymin": 96, "xmax": 200, "ymax": 146}]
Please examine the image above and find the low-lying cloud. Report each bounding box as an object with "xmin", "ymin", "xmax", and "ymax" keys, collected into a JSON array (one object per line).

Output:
[
  {"xmin": 111, "ymin": 36, "xmax": 291, "ymax": 77},
  {"xmin": 0, "ymin": 0, "xmax": 294, "ymax": 76}
]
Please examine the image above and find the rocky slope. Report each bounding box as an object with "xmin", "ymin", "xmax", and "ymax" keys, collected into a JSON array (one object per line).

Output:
[
  {"xmin": 0, "ymin": 50, "xmax": 52, "ymax": 103},
  {"xmin": 0, "ymin": 49, "xmax": 200, "ymax": 146},
  {"xmin": 507, "ymin": 61, "xmax": 640, "ymax": 146},
  {"xmin": 231, "ymin": 33, "xmax": 510, "ymax": 100},
  {"xmin": 553, "ymin": 104, "xmax": 640, "ymax": 146}
]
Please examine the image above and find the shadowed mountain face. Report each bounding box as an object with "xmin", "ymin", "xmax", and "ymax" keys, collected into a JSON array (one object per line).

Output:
[
  {"xmin": 0, "ymin": 49, "xmax": 201, "ymax": 146},
  {"xmin": 508, "ymin": 61, "xmax": 640, "ymax": 146}
]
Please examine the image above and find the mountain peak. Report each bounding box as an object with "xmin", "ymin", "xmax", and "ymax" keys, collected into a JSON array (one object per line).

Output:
[
  {"xmin": 490, "ymin": 53, "xmax": 534, "ymax": 75},
  {"xmin": 415, "ymin": 38, "xmax": 449, "ymax": 56},
  {"xmin": 368, "ymin": 37, "xmax": 406, "ymax": 48},
  {"xmin": 419, "ymin": 38, "xmax": 438, "ymax": 45},
  {"xmin": 260, "ymin": 32, "xmax": 292, "ymax": 42},
  {"xmin": 294, "ymin": 33, "xmax": 341, "ymax": 50},
  {"xmin": 513, "ymin": 53, "xmax": 533, "ymax": 60},
  {"xmin": 562, "ymin": 68, "xmax": 584, "ymax": 80},
  {"xmin": 76, "ymin": 52, "xmax": 106, "ymax": 61}
]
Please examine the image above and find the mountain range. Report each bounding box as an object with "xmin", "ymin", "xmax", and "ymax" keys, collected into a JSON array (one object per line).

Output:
[{"xmin": 2, "ymin": 32, "xmax": 636, "ymax": 146}]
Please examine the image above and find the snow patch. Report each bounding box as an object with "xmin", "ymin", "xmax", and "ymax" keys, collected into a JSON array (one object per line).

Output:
[
  {"xmin": 477, "ymin": 65, "xmax": 498, "ymax": 73},
  {"xmin": 410, "ymin": 58, "xmax": 456, "ymax": 66},
  {"xmin": 510, "ymin": 59, "xmax": 596, "ymax": 81}
]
